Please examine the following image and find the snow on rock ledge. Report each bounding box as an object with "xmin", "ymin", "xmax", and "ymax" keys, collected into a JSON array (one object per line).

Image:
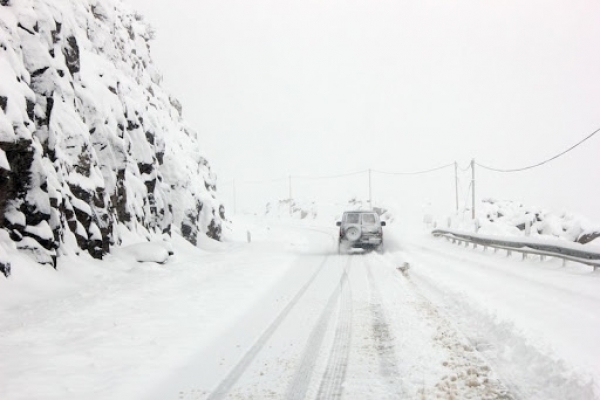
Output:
[{"xmin": 0, "ymin": 0, "xmax": 223, "ymax": 269}]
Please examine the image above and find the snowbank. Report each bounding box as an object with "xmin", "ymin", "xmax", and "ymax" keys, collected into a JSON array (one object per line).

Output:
[{"xmin": 446, "ymin": 199, "xmax": 600, "ymax": 249}]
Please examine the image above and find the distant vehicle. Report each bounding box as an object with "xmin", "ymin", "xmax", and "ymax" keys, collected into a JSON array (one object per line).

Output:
[{"xmin": 336, "ymin": 210, "xmax": 386, "ymax": 254}]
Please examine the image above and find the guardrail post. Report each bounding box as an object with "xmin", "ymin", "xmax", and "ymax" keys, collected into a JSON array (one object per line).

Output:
[
  {"xmin": 562, "ymin": 259, "xmax": 567, "ymax": 267},
  {"xmin": 522, "ymin": 252, "xmax": 527, "ymax": 261},
  {"xmin": 507, "ymin": 250, "xmax": 512, "ymax": 257}
]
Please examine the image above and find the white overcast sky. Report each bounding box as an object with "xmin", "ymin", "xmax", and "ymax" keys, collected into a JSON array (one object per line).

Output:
[{"xmin": 125, "ymin": 0, "xmax": 600, "ymax": 220}]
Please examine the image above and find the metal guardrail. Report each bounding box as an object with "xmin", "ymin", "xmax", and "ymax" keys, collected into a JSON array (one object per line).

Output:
[{"xmin": 431, "ymin": 229, "xmax": 600, "ymax": 270}]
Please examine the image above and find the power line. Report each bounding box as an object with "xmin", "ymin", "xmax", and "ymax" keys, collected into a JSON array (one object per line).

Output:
[
  {"xmin": 476, "ymin": 126, "xmax": 600, "ymax": 173},
  {"xmin": 459, "ymin": 163, "xmax": 472, "ymax": 172},
  {"xmin": 222, "ymin": 161, "xmax": 453, "ymax": 185},
  {"xmin": 372, "ymin": 163, "xmax": 454, "ymax": 176}
]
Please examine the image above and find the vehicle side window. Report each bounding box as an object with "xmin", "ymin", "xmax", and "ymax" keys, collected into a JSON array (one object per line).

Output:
[
  {"xmin": 362, "ymin": 214, "xmax": 377, "ymax": 224},
  {"xmin": 345, "ymin": 213, "xmax": 359, "ymax": 223}
]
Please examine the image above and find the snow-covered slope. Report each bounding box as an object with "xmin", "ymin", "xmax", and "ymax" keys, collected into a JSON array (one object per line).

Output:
[{"xmin": 0, "ymin": 0, "xmax": 223, "ymax": 274}]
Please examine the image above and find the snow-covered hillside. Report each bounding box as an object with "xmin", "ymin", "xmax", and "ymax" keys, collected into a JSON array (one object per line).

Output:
[{"xmin": 0, "ymin": 0, "xmax": 223, "ymax": 274}]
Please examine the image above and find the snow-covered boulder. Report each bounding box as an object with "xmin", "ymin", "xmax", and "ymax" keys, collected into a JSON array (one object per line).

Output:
[
  {"xmin": 0, "ymin": 0, "xmax": 223, "ymax": 270},
  {"xmin": 112, "ymin": 241, "xmax": 171, "ymax": 264},
  {"xmin": 450, "ymin": 199, "xmax": 600, "ymax": 246}
]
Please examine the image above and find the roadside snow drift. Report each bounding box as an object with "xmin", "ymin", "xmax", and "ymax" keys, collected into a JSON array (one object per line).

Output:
[{"xmin": 448, "ymin": 199, "xmax": 600, "ymax": 247}]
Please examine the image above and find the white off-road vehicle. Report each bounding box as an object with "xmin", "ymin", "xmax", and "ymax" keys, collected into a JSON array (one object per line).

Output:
[{"xmin": 336, "ymin": 210, "xmax": 386, "ymax": 254}]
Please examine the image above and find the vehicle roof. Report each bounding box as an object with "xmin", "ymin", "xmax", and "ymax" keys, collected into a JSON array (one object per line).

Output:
[{"xmin": 342, "ymin": 210, "xmax": 378, "ymax": 214}]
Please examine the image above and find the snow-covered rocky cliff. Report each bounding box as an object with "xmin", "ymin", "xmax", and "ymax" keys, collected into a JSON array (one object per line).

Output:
[{"xmin": 0, "ymin": 0, "xmax": 224, "ymax": 275}]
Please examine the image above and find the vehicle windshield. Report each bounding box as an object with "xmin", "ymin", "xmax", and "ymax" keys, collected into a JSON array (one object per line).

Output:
[{"xmin": 362, "ymin": 213, "xmax": 377, "ymax": 224}]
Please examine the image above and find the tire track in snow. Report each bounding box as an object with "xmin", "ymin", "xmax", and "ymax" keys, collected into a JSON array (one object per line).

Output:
[
  {"xmin": 284, "ymin": 256, "xmax": 350, "ymax": 400},
  {"xmin": 365, "ymin": 261, "xmax": 402, "ymax": 391},
  {"xmin": 396, "ymin": 250, "xmax": 516, "ymax": 399},
  {"xmin": 316, "ymin": 256, "xmax": 353, "ymax": 400},
  {"xmin": 205, "ymin": 255, "xmax": 329, "ymax": 400}
]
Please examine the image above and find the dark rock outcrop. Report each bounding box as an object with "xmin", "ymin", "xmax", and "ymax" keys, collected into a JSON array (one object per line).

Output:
[
  {"xmin": 0, "ymin": 260, "xmax": 11, "ymax": 278},
  {"xmin": 0, "ymin": 0, "xmax": 224, "ymax": 269},
  {"xmin": 577, "ymin": 231, "xmax": 600, "ymax": 245}
]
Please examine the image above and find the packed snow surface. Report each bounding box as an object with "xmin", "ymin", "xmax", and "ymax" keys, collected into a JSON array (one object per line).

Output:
[{"xmin": 1, "ymin": 214, "xmax": 599, "ymax": 399}]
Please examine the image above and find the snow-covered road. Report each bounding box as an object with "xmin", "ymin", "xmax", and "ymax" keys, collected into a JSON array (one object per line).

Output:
[
  {"xmin": 152, "ymin": 230, "xmax": 511, "ymax": 400},
  {"xmin": 1, "ymin": 217, "xmax": 598, "ymax": 399},
  {"xmin": 400, "ymin": 235, "xmax": 600, "ymax": 399}
]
